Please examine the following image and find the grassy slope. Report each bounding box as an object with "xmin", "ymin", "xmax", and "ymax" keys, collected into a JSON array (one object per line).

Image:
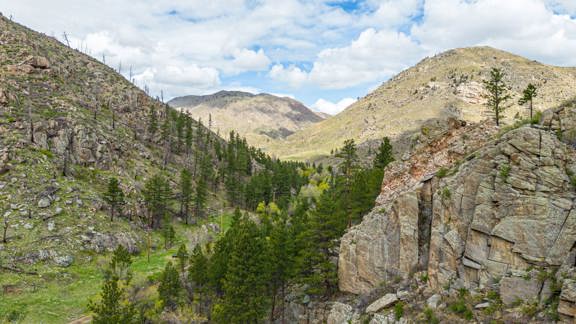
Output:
[
  {"xmin": 0, "ymin": 212, "xmax": 235, "ymax": 323},
  {"xmin": 0, "ymin": 15, "xmax": 235, "ymax": 324}
]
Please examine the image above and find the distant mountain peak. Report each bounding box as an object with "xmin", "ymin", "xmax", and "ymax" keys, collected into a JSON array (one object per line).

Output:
[{"xmin": 168, "ymin": 90, "xmax": 323, "ymax": 148}]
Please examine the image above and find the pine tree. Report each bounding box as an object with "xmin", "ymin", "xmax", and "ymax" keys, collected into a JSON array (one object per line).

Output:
[
  {"xmin": 106, "ymin": 245, "xmax": 133, "ymax": 283},
  {"xmin": 374, "ymin": 137, "xmax": 394, "ymax": 170},
  {"xmin": 519, "ymin": 83, "xmax": 537, "ymax": 120},
  {"xmin": 483, "ymin": 68, "xmax": 511, "ymax": 126},
  {"xmin": 162, "ymin": 221, "xmax": 176, "ymax": 249},
  {"xmin": 89, "ymin": 247, "xmax": 136, "ymax": 324},
  {"xmin": 296, "ymin": 191, "xmax": 345, "ymax": 296},
  {"xmin": 102, "ymin": 177, "xmax": 125, "ymax": 222},
  {"xmin": 268, "ymin": 211, "xmax": 294, "ymax": 322},
  {"xmin": 143, "ymin": 174, "xmax": 172, "ymax": 229},
  {"xmin": 175, "ymin": 243, "xmax": 189, "ymax": 274},
  {"xmin": 88, "ymin": 276, "xmax": 136, "ymax": 324},
  {"xmin": 336, "ymin": 139, "xmax": 358, "ymax": 227},
  {"xmin": 179, "ymin": 169, "xmax": 193, "ymax": 224},
  {"xmin": 158, "ymin": 261, "xmax": 182, "ymax": 310},
  {"xmin": 189, "ymin": 245, "xmax": 210, "ymax": 315},
  {"xmin": 194, "ymin": 177, "xmax": 207, "ymax": 220},
  {"xmin": 212, "ymin": 216, "xmax": 271, "ymax": 323}
]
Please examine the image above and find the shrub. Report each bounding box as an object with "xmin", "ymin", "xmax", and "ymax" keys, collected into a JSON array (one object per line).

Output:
[
  {"xmin": 424, "ymin": 307, "xmax": 440, "ymax": 324},
  {"xmin": 499, "ymin": 164, "xmax": 511, "ymax": 181},
  {"xmin": 521, "ymin": 302, "xmax": 539, "ymax": 317},
  {"xmin": 449, "ymin": 299, "xmax": 474, "ymax": 320},
  {"xmin": 436, "ymin": 167, "xmax": 448, "ymax": 178},
  {"xmin": 394, "ymin": 301, "xmax": 405, "ymax": 320},
  {"xmin": 441, "ymin": 187, "xmax": 451, "ymax": 201},
  {"xmin": 531, "ymin": 111, "xmax": 542, "ymax": 124}
]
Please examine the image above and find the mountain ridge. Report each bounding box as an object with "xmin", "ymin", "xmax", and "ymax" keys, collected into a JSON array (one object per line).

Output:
[
  {"xmin": 168, "ymin": 90, "xmax": 323, "ymax": 147},
  {"xmin": 269, "ymin": 46, "xmax": 576, "ymax": 161}
]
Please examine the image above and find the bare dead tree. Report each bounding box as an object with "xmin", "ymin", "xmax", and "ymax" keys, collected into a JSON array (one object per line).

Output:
[
  {"xmin": 28, "ymin": 103, "xmax": 34, "ymax": 143},
  {"xmin": 129, "ymin": 65, "xmax": 133, "ymax": 82},
  {"xmin": 117, "ymin": 61, "xmax": 122, "ymax": 74},
  {"xmin": 62, "ymin": 32, "xmax": 70, "ymax": 47},
  {"xmin": 111, "ymin": 102, "xmax": 115, "ymax": 129},
  {"xmin": 62, "ymin": 123, "xmax": 74, "ymax": 177},
  {"xmin": 102, "ymin": 53, "xmax": 106, "ymax": 64},
  {"xmin": 2, "ymin": 214, "xmax": 8, "ymax": 244}
]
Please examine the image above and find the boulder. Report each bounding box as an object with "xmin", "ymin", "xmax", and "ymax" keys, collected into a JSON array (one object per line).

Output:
[
  {"xmin": 426, "ymin": 294, "xmax": 442, "ymax": 309},
  {"xmin": 54, "ymin": 255, "xmax": 73, "ymax": 267},
  {"xmin": 29, "ymin": 56, "xmax": 50, "ymax": 69},
  {"xmin": 327, "ymin": 302, "xmax": 357, "ymax": 324},
  {"xmin": 499, "ymin": 275, "xmax": 542, "ymax": 305},
  {"xmin": 558, "ymin": 279, "xmax": 576, "ymax": 320},
  {"xmin": 38, "ymin": 197, "xmax": 51, "ymax": 208},
  {"xmin": 366, "ymin": 293, "xmax": 398, "ymax": 313}
]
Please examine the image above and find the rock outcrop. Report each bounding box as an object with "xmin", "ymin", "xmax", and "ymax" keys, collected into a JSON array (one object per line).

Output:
[{"xmin": 339, "ymin": 103, "xmax": 576, "ymax": 322}]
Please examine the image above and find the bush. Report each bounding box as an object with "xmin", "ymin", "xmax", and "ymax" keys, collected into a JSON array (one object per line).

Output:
[
  {"xmin": 441, "ymin": 187, "xmax": 451, "ymax": 201},
  {"xmin": 436, "ymin": 167, "xmax": 449, "ymax": 178},
  {"xmin": 449, "ymin": 299, "xmax": 473, "ymax": 320},
  {"xmin": 531, "ymin": 111, "xmax": 542, "ymax": 124},
  {"xmin": 394, "ymin": 301, "xmax": 405, "ymax": 320},
  {"xmin": 499, "ymin": 164, "xmax": 511, "ymax": 181},
  {"xmin": 424, "ymin": 307, "xmax": 440, "ymax": 324}
]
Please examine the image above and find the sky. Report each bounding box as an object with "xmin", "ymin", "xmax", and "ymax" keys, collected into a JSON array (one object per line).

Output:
[{"xmin": 1, "ymin": 0, "xmax": 576, "ymax": 115}]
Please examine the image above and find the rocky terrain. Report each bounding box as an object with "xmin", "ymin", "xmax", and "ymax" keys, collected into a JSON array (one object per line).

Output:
[
  {"xmin": 283, "ymin": 101, "xmax": 576, "ymax": 323},
  {"xmin": 270, "ymin": 46, "xmax": 576, "ymax": 161},
  {"xmin": 0, "ymin": 14, "xmax": 231, "ymax": 322},
  {"xmin": 168, "ymin": 90, "xmax": 323, "ymax": 149}
]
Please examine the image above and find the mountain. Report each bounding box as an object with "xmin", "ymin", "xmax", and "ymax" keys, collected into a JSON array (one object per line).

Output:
[
  {"xmin": 0, "ymin": 14, "xmax": 306, "ymax": 323},
  {"xmin": 269, "ymin": 46, "xmax": 576, "ymax": 161},
  {"xmin": 168, "ymin": 90, "xmax": 323, "ymax": 149}
]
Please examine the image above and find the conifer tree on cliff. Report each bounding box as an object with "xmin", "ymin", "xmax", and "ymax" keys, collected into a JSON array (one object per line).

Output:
[
  {"xmin": 519, "ymin": 83, "xmax": 537, "ymax": 120},
  {"xmin": 483, "ymin": 67, "xmax": 511, "ymax": 126}
]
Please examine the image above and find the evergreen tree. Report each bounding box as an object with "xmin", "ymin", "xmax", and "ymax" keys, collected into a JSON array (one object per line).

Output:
[
  {"xmin": 179, "ymin": 169, "xmax": 193, "ymax": 224},
  {"xmin": 88, "ymin": 276, "xmax": 136, "ymax": 324},
  {"xmin": 142, "ymin": 174, "xmax": 172, "ymax": 229},
  {"xmin": 194, "ymin": 177, "xmax": 207, "ymax": 220},
  {"xmin": 519, "ymin": 83, "xmax": 537, "ymax": 120},
  {"xmin": 162, "ymin": 220, "xmax": 176, "ymax": 249},
  {"xmin": 189, "ymin": 245, "xmax": 210, "ymax": 314},
  {"xmin": 268, "ymin": 211, "xmax": 294, "ymax": 322},
  {"xmin": 102, "ymin": 177, "xmax": 125, "ymax": 222},
  {"xmin": 297, "ymin": 191, "xmax": 345, "ymax": 296},
  {"xmin": 158, "ymin": 261, "xmax": 182, "ymax": 310},
  {"xmin": 212, "ymin": 216, "xmax": 271, "ymax": 323},
  {"xmin": 175, "ymin": 243, "xmax": 189, "ymax": 274},
  {"xmin": 89, "ymin": 246, "xmax": 136, "ymax": 324},
  {"xmin": 106, "ymin": 245, "xmax": 133, "ymax": 283},
  {"xmin": 483, "ymin": 67, "xmax": 511, "ymax": 126},
  {"xmin": 336, "ymin": 139, "xmax": 358, "ymax": 227},
  {"xmin": 373, "ymin": 137, "xmax": 394, "ymax": 170}
]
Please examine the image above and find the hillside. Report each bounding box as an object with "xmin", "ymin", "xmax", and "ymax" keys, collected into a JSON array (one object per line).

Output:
[
  {"xmin": 168, "ymin": 90, "xmax": 323, "ymax": 149},
  {"xmin": 270, "ymin": 46, "xmax": 576, "ymax": 161},
  {"xmin": 0, "ymin": 14, "xmax": 305, "ymax": 323}
]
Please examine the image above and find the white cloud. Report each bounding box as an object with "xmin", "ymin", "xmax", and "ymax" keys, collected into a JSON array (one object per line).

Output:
[
  {"xmin": 411, "ymin": 0, "xmax": 576, "ymax": 66},
  {"xmin": 224, "ymin": 48, "xmax": 271, "ymax": 75},
  {"xmin": 2, "ymin": 0, "xmax": 576, "ymax": 102},
  {"xmin": 270, "ymin": 28, "xmax": 425, "ymax": 89},
  {"xmin": 269, "ymin": 64, "xmax": 309, "ymax": 87},
  {"xmin": 312, "ymin": 97, "xmax": 357, "ymax": 115}
]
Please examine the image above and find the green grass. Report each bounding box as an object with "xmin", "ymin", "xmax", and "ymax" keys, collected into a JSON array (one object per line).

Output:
[{"xmin": 0, "ymin": 243, "xmax": 178, "ymax": 324}]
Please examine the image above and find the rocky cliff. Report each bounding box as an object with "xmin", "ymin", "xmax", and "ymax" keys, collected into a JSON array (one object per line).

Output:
[{"xmin": 335, "ymin": 101, "xmax": 576, "ymax": 322}]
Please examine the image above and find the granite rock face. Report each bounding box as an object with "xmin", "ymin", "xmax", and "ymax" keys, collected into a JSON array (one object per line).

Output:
[{"xmin": 339, "ymin": 106, "xmax": 576, "ymax": 310}]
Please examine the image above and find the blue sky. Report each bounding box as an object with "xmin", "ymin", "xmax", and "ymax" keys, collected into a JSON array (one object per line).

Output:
[{"xmin": 1, "ymin": 0, "xmax": 576, "ymax": 114}]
